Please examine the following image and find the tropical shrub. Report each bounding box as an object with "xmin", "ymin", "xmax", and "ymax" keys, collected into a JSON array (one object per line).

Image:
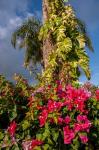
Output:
[
  {"xmin": 0, "ymin": 77, "xmax": 99, "ymax": 150},
  {"xmin": 0, "ymin": 74, "xmax": 34, "ymax": 149}
]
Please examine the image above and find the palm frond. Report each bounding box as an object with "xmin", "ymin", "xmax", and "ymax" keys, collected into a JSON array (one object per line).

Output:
[
  {"xmin": 76, "ymin": 49, "xmax": 91, "ymax": 80},
  {"xmin": 76, "ymin": 18, "xmax": 94, "ymax": 51},
  {"xmin": 11, "ymin": 17, "xmax": 43, "ymax": 66}
]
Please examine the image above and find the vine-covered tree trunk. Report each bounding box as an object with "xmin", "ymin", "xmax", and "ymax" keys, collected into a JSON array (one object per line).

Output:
[
  {"xmin": 41, "ymin": 0, "xmax": 93, "ymax": 84},
  {"xmin": 42, "ymin": 0, "xmax": 54, "ymax": 69}
]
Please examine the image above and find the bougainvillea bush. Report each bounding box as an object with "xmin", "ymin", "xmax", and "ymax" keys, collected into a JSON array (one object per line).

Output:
[{"xmin": 0, "ymin": 77, "xmax": 99, "ymax": 149}]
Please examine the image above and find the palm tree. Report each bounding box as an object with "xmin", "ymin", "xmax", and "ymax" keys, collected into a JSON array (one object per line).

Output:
[
  {"xmin": 11, "ymin": 0, "xmax": 52, "ymax": 69},
  {"xmin": 11, "ymin": 0, "xmax": 56, "ymax": 70},
  {"xmin": 11, "ymin": 17, "xmax": 42, "ymax": 68}
]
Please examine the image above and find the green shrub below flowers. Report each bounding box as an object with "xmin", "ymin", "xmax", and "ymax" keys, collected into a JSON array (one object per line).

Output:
[{"xmin": 0, "ymin": 75, "xmax": 99, "ymax": 150}]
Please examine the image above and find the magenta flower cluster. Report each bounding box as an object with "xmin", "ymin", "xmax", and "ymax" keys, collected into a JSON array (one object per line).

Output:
[
  {"xmin": 34, "ymin": 82, "xmax": 92, "ymax": 145},
  {"xmin": 6, "ymin": 80, "xmax": 99, "ymax": 149}
]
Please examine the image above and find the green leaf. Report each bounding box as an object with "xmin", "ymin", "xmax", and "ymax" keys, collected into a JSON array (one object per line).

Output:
[
  {"xmin": 34, "ymin": 146, "xmax": 42, "ymax": 150},
  {"xmin": 48, "ymin": 138, "xmax": 53, "ymax": 145},
  {"xmin": 96, "ymin": 103, "xmax": 99, "ymax": 109},
  {"xmin": 94, "ymin": 119, "xmax": 99, "ymax": 126},
  {"xmin": 22, "ymin": 120, "xmax": 30, "ymax": 130},
  {"xmin": 0, "ymin": 131, "xmax": 4, "ymax": 140},
  {"xmin": 77, "ymin": 35, "xmax": 85, "ymax": 49},
  {"xmin": 72, "ymin": 136, "xmax": 80, "ymax": 150},
  {"xmin": 57, "ymin": 38, "xmax": 72, "ymax": 53},
  {"xmin": 52, "ymin": 131, "xmax": 59, "ymax": 142},
  {"xmin": 9, "ymin": 105, "xmax": 17, "ymax": 121},
  {"xmin": 36, "ymin": 133, "xmax": 43, "ymax": 140},
  {"xmin": 43, "ymin": 144, "xmax": 49, "ymax": 150},
  {"xmin": 77, "ymin": 49, "xmax": 91, "ymax": 80},
  {"xmin": 11, "ymin": 144, "xmax": 20, "ymax": 150},
  {"xmin": 54, "ymin": 116, "xmax": 58, "ymax": 124}
]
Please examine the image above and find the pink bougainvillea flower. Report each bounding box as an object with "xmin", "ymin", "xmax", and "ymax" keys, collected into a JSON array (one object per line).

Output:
[
  {"xmin": 74, "ymin": 115, "xmax": 91, "ymax": 133},
  {"xmin": 77, "ymin": 115, "xmax": 87, "ymax": 122},
  {"xmin": 63, "ymin": 126, "xmax": 75, "ymax": 144},
  {"xmin": 63, "ymin": 85, "xmax": 91, "ymax": 112},
  {"xmin": 63, "ymin": 99, "xmax": 74, "ymax": 111},
  {"xmin": 96, "ymin": 89, "xmax": 99, "ymax": 100},
  {"xmin": 47, "ymin": 100, "xmax": 55, "ymax": 112},
  {"xmin": 58, "ymin": 117, "xmax": 64, "ymax": 125},
  {"xmin": 79, "ymin": 135, "xmax": 88, "ymax": 144},
  {"xmin": 81, "ymin": 122, "xmax": 91, "ymax": 131},
  {"xmin": 22, "ymin": 139, "xmax": 43, "ymax": 150},
  {"xmin": 30, "ymin": 140, "xmax": 43, "ymax": 150},
  {"xmin": 8, "ymin": 121, "xmax": 17, "ymax": 137},
  {"xmin": 77, "ymin": 115, "xmax": 91, "ymax": 126},
  {"xmin": 47, "ymin": 100, "xmax": 62, "ymax": 113},
  {"xmin": 22, "ymin": 141, "xmax": 32, "ymax": 150},
  {"xmin": 56, "ymin": 80, "xmax": 61, "ymax": 85},
  {"xmin": 74, "ymin": 123, "xmax": 91, "ymax": 133},
  {"xmin": 74, "ymin": 123, "xmax": 81, "ymax": 132},
  {"xmin": 39, "ymin": 109, "xmax": 48, "ymax": 127},
  {"xmin": 50, "ymin": 118, "xmax": 55, "ymax": 124},
  {"xmin": 64, "ymin": 116, "xmax": 71, "ymax": 124},
  {"xmin": 66, "ymin": 85, "xmax": 91, "ymax": 101},
  {"xmin": 66, "ymin": 85, "xmax": 78, "ymax": 100},
  {"xmin": 55, "ymin": 81, "xmax": 66, "ymax": 98}
]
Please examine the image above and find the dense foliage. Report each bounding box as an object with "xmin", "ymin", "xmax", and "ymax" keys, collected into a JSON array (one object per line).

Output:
[
  {"xmin": 40, "ymin": 1, "xmax": 93, "ymax": 83},
  {"xmin": 0, "ymin": 74, "xmax": 34, "ymax": 148},
  {"xmin": 0, "ymin": 76, "xmax": 99, "ymax": 149}
]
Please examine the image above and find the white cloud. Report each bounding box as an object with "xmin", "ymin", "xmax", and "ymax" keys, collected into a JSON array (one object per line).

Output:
[
  {"xmin": 0, "ymin": 27, "xmax": 7, "ymax": 39},
  {"xmin": 26, "ymin": 12, "xmax": 34, "ymax": 18},
  {"xmin": 0, "ymin": 17, "xmax": 23, "ymax": 40},
  {"xmin": 9, "ymin": 17, "xmax": 22, "ymax": 28},
  {"xmin": 0, "ymin": 0, "xmax": 34, "ymax": 81}
]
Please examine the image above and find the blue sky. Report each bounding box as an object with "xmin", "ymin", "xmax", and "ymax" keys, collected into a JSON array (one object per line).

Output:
[{"xmin": 0, "ymin": 0, "xmax": 99, "ymax": 85}]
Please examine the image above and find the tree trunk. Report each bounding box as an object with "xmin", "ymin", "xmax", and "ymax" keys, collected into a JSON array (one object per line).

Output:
[
  {"xmin": 42, "ymin": 0, "xmax": 54, "ymax": 69},
  {"xmin": 42, "ymin": 0, "xmax": 49, "ymax": 22}
]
